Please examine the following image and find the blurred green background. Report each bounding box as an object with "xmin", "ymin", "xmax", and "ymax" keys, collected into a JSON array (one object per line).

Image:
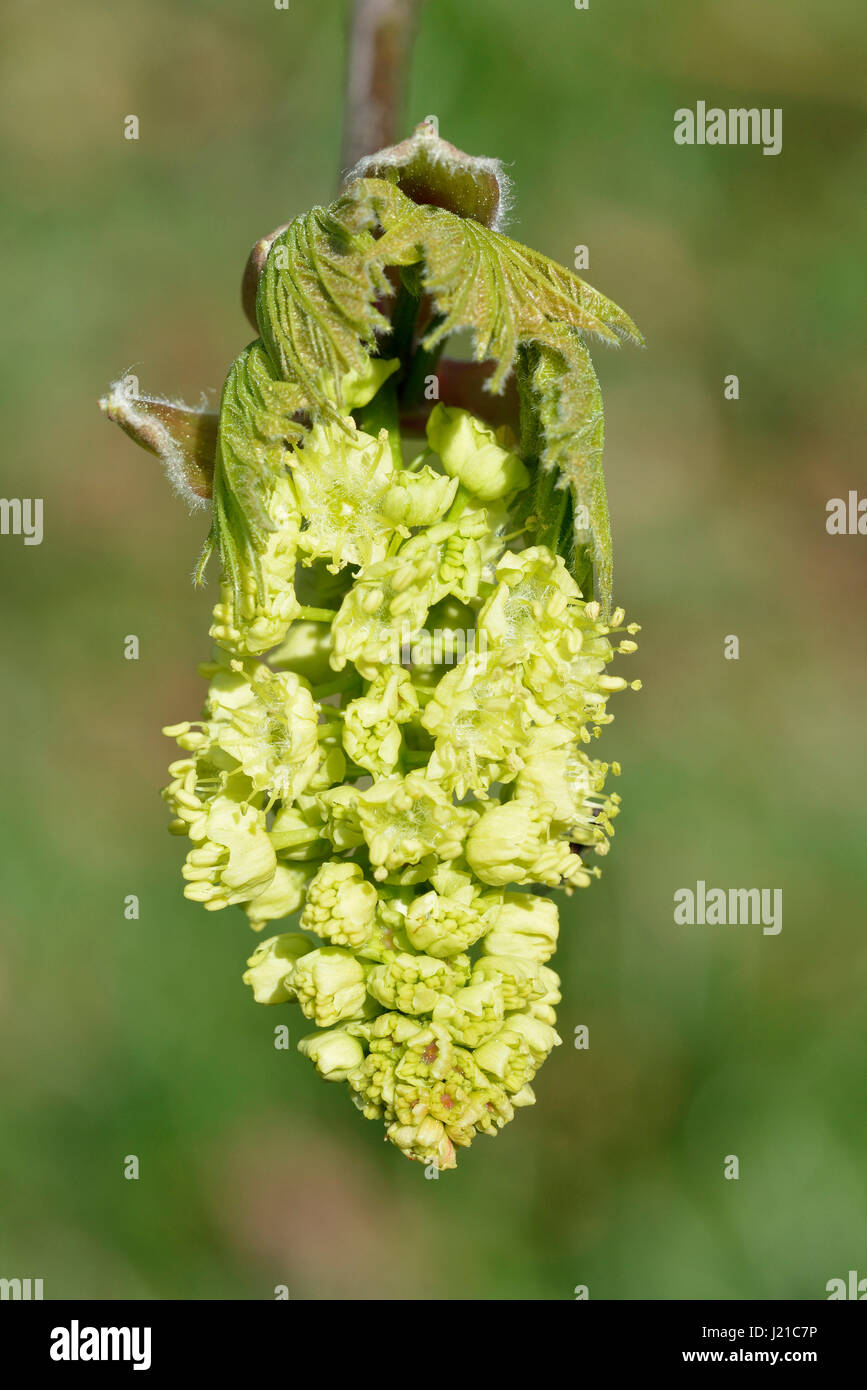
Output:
[{"xmin": 1, "ymin": 0, "xmax": 865, "ymax": 1300}]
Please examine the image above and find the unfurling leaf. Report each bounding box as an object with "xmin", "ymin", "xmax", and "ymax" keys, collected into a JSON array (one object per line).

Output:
[{"xmin": 224, "ymin": 174, "xmax": 641, "ymax": 612}]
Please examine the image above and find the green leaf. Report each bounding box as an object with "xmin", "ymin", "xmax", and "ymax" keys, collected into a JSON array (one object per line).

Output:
[
  {"xmin": 202, "ymin": 341, "xmax": 305, "ymax": 594},
  {"xmin": 333, "ymin": 179, "xmax": 637, "ymax": 610},
  {"xmin": 344, "ymin": 178, "xmax": 642, "ymax": 392},
  {"xmin": 208, "ymin": 175, "xmax": 640, "ymax": 613},
  {"xmin": 519, "ymin": 333, "xmax": 611, "ymax": 612},
  {"xmin": 255, "ymin": 204, "xmax": 394, "ymax": 426}
]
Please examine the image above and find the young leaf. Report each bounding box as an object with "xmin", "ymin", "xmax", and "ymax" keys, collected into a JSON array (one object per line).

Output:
[
  {"xmin": 204, "ymin": 174, "xmax": 642, "ymax": 614},
  {"xmin": 519, "ymin": 333, "xmax": 611, "ymax": 610}
]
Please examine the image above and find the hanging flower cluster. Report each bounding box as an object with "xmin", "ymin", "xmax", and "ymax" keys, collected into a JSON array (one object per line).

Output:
[
  {"xmin": 164, "ymin": 394, "xmax": 638, "ymax": 1168},
  {"xmin": 102, "ymin": 121, "xmax": 642, "ymax": 1169}
]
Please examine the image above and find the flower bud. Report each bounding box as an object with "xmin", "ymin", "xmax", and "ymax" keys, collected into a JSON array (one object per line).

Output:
[
  {"xmin": 473, "ymin": 1014, "xmax": 560, "ymax": 1093},
  {"xmin": 242, "ymin": 933, "xmax": 314, "ymax": 1004},
  {"xmin": 367, "ymin": 950, "xmax": 468, "ymax": 1016},
  {"xmin": 466, "ymin": 799, "xmax": 588, "ymax": 889},
  {"xmin": 386, "ymin": 1115, "xmax": 457, "ymax": 1170},
  {"xmin": 245, "ymin": 863, "xmax": 315, "ymax": 930},
  {"xmin": 432, "ymin": 981, "xmax": 505, "ymax": 1048},
  {"xmin": 472, "ymin": 955, "xmax": 556, "ymax": 1011},
  {"xmin": 348, "ymin": 117, "xmax": 508, "ymax": 230},
  {"xmin": 182, "ymin": 799, "xmax": 277, "ymax": 910},
  {"xmin": 291, "ymin": 947, "xmax": 368, "ymax": 1028},
  {"xmin": 382, "ymin": 467, "xmax": 458, "ymax": 528},
  {"xmin": 404, "ymin": 888, "xmax": 493, "ymax": 958},
  {"xmin": 334, "ymin": 356, "xmax": 399, "ymax": 409},
  {"xmin": 98, "ymin": 379, "xmax": 216, "ymax": 505},
  {"xmin": 297, "ymin": 1027, "xmax": 365, "ymax": 1081},
  {"xmin": 341, "ymin": 668, "xmax": 417, "ymax": 777},
  {"xmin": 426, "ymin": 404, "xmax": 529, "ymax": 501},
  {"xmin": 482, "ymin": 894, "xmax": 560, "ymax": 962},
  {"xmin": 300, "ymin": 860, "xmax": 377, "ymax": 948}
]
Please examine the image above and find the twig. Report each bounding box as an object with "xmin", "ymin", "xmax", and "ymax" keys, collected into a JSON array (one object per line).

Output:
[{"xmin": 341, "ymin": 0, "xmax": 425, "ymax": 174}]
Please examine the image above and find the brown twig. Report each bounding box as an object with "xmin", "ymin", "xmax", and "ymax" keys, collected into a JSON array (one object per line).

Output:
[{"xmin": 341, "ymin": 0, "xmax": 425, "ymax": 174}]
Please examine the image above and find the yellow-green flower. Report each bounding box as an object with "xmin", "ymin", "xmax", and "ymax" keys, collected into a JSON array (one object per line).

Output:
[
  {"xmin": 476, "ymin": 545, "xmax": 579, "ymax": 657},
  {"xmin": 431, "ymin": 980, "xmax": 506, "ymax": 1048},
  {"xmin": 355, "ymin": 772, "xmax": 479, "ymax": 881},
  {"xmin": 182, "ymin": 798, "xmax": 276, "ymax": 910},
  {"xmin": 421, "ymin": 651, "xmax": 544, "ymax": 797},
  {"xmin": 523, "ymin": 600, "xmax": 640, "ymax": 733},
  {"xmin": 300, "ymin": 860, "xmax": 378, "ymax": 948},
  {"xmin": 290, "ymin": 419, "xmax": 398, "ymax": 572},
  {"xmin": 291, "ymin": 947, "xmax": 369, "ymax": 1028},
  {"xmin": 472, "ymin": 954, "xmax": 557, "ymax": 1011},
  {"xmin": 386, "ymin": 1115, "xmax": 456, "ymax": 1170},
  {"xmin": 404, "ymin": 883, "xmax": 496, "ymax": 958},
  {"xmin": 366, "ymin": 950, "xmax": 469, "ymax": 1015},
  {"xmin": 398, "ymin": 515, "xmax": 487, "ymax": 607},
  {"xmin": 466, "ymin": 798, "xmax": 594, "ymax": 890},
  {"xmin": 205, "ymin": 664, "xmax": 320, "ymax": 804},
  {"xmin": 132, "ymin": 143, "xmax": 643, "ymax": 1168},
  {"xmin": 329, "ymin": 554, "xmax": 436, "ymax": 678},
  {"xmin": 245, "ymin": 862, "xmax": 315, "ymax": 930},
  {"xmin": 297, "ymin": 1027, "xmax": 365, "ymax": 1080},
  {"xmin": 513, "ymin": 723, "xmax": 621, "ymax": 848},
  {"xmin": 243, "ymin": 932, "xmax": 314, "ymax": 1004},
  {"xmin": 482, "ymin": 894, "xmax": 560, "ymax": 963},
  {"xmin": 427, "ymin": 404, "xmax": 530, "ymax": 501},
  {"xmin": 382, "ymin": 465, "xmax": 459, "ymax": 528},
  {"xmin": 473, "ymin": 1014, "xmax": 562, "ymax": 1094},
  {"xmin": 341, "ymin": 667, "xmax": 418, "ymax": 776}
]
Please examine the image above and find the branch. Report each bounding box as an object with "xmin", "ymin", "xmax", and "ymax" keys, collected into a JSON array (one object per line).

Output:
[{"xmin": 341, "ymin": 0, "xmax": 425, "ymax": 174}]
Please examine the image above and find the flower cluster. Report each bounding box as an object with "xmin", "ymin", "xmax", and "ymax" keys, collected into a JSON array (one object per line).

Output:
[{"xmin": 163, "ymin": 397, "xmax": 638, "ymax": 1168}]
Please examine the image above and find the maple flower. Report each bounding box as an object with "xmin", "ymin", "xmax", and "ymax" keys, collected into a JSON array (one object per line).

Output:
[
  {"xmin": 290, "ymin": 947, "xmax": 369, "ymax": 1029},
  {"xmin": 297, "ymin": 1027, "xmax": 366, "ymax": 1081},
  {"xmin": 104, "ymin": 122, "xmax": 642, "ymax": 1168},
  {"xmin": 341, "ymin": 667, "xmax": 418, "ymax": 776},
  {"xmin": 466, "ymin": 798, "xmax": 596, "ymax": 890},
  {"xmin": 421, "ymin": 651, "xmax": 543, "ymax": 798},
  {"xmin": 243, "ymin": 933, "xmax": 314, "ymax": 1004},
  {"xmin": 300, "ymin": 860, "xmax": 378, "ymax": 948},
  {"xmin": 426, "ymin": 403, "xmax": 530, "ymax": 500},
  {"xmin": 354, "ymin": 772, "xmax": 479, "ymax": 881}
]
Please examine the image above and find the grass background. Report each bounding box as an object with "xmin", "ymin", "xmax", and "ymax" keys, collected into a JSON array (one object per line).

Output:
[{"xmin": 0, "ymin": 0, "xmax": 865, "ymax": 1299}]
